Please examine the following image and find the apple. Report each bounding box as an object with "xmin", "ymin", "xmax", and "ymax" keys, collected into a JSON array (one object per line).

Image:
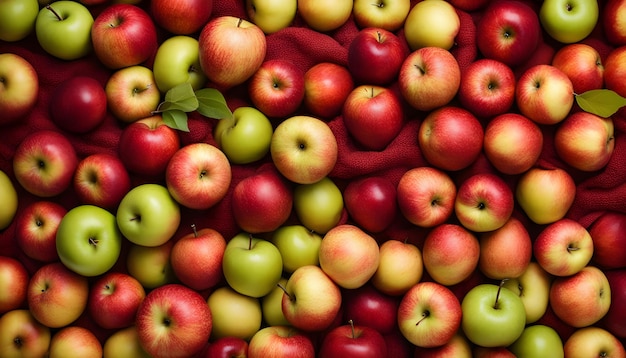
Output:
[
  {"xmin": 202, "ymin": 336, "xmax": 249, "ymax": 358},
  {"xmin": 564, "ymin": 326, "xmax": 626, "ymax": 358},
  {"xmin": 347, "ymin": 27, "xmax": 408, "ymax": 85},
  {"xmin": 604, "ymin": 46, "xmax": 626, "ymax": 101},
  {"xmin": 48, "ymin": 326, "xmax": 103, "ymax": 358},
  {"xmin": 73, "ymin": 153, "xmax": 131, "ymax": 211},
  {"xmin": 56, "ymin": 204, "xmax": 123, "ymax": 277},
  {"xmin": 13, "ymin": 130, "xmax": 78, "ymax": 198},
  {"xmin": 0, "ymin": 0, "xmax": 39, "ymax": 41},
  {"xmin": 297, "ymin": 0, "xmax": 352, "ymax": 32},
  {"xmin": 483, "ymin": 113, "xmax": 544, "ymax": 175},
  {"xmin": 136, "ymin": 284, "xmax": 212, "ymax": 358},
  {"xmin": 515, "ymin": 167, "xmax": 577, "ymax": 225},
  {"xmin": 222, "ymin": 232, "xmax": 283, "ymax": 298},
  {"xmin": 198, "ymin": 16, "xmax": 266, "ymax": 89},
  {"xmin": 261, "ymin": 277, "xmax": 291, "ymax": 327},
  {"xmin": 398, "ymin": 47, "xmax": 461, "ymax": 112},
  {"xmin": 550, "ymin": 265, "xmax": 611, "ymax": 328},
  {"xmin": 0, "ymin": 170, "xmax": 18, "ymax": 231},
  {"xmin": 293, "ymin": 176, "xmax": 344, "ymax": 233},
  {"xmin": 508, "ymin": 324, "xmax": 565, "ymax": 358},
  {"xmin": 397, "ymin": 281, "xmax": 462, "ymax": 348},
  {"xmin": 246, "ymin": 0, "xmax": 297, "ymax": 34},
  {"xmin": 153, "ymin": 35, "xmax": 207, "ymax": 93},
  {"xmin": 105, "ymin": 65, "xmax": 161, "ymax": 123},
  {"xmin": 150, "ymin": 0, "xmax": 212, "ymax": 35},
  {"xmin": 27, "ymin": 262, "xmax": 89, "ymax": 328},
  {"xmin": 539, "ymin": 0, "xmax": 599, "ymax": 43},
  {"xmin": 14, "ymin": 201, "xmax": 65, "ymax": 263},
  {"xmin": 396, "ymin": 166, "xmax": 456, "ymax": 228},
  {"xmin": 0, "ymin": 53, "xmax": 39, "ymax": 125},
  {"xmin": 126, "ymin": 241, "xmax": 177, "ymax": 289},
  {"xmin": 554, "ymin": 112, "xmax": 615, "ymax": 172},
  {"xmin": 249, "ymin": 59, "xmax": 305, "ymax": 119},
  {"xmin": 303, "ymin": 62, "xmax": 354, "ymax": 119},
  {"xmin": 515, "ymin": 64, "xmax": 575, "ymax": 125},
  {"xmin": 35, "ymin": 1, "xmax": 94, "ymax": 60},
  {"xmin": 88, "ymin": 272, "xmax": 146, "ymax": 330},
  {"xmin": 478, "ymin": 216, "xmax": 532, "ymax": 280},
  {"xmin": 422, "ymin": 223, "xmax": 480, "ymax": 286},
  {"xmin": 214, "ymin": 106, "xmax": 273, "ymax": 165},
  {"xmin": 352, "ymin": 0, "xmax": 410, "ymax": 31},
  {"xmin": 449, "ymin": 0, "xmax": 490, "ymax": 12},
  {"xmin": 271, "ymin": 225, "xmax": 322, "ymax": 273},
  {"xmin": 103, "ymin": 326, "xmax": 151, "ymax": 358},
  {"xmin": 0, "ymin": 257, "xmax": 29, "ymax": 314},
  {"xmin": 589, "ymin": 211, "xmax": 626, "ymax": 270},
  {"xmin": 403, "ymin": 0, "xmax": 460, "ymax": 50},
  {"xmin": 207, "ymin": 285, "xmax": 263, "ymax": 341},
  {"xmin": 170, "ymin": 225, "xmax": 226, "ymax": 291},
  {"xmin": 342, "ymin": 283, "xmax": 400, "ymax": 334},
  {"xmin": 502, "ymin": 262, "xmax": 552, "ymax": 324},
  {"xmin": 116, "ymin": 183, "xmax": 181, "ymax": 247},
  {"xmin": 248, "ymin": 326, "xmax": 316, "ymax": 358},
  {"xmin": 91, "ymin": 3, "xmax": 158, "ymax": 69},
  {"xmin": 344, "ymin": 175, "xmax": 397, "ymax": 233},
  {"xmin": 418, "ymin": 106, "xmax": 484, "ymax": 171},
  {"xmin": 271, "ymin": 115, "xmax": 338, "ymax": 185},
  {"xmin": 118, "ymin": 115, "xmax": 181, "ymax": 178},
  {"xmin": 552, "ymin": 43, "xmax": 605, "ymax": 94},
  {"xmin": 476, "ymin": 0, "xmax": 541, "ymax": 67},
  {"xmin": 603, "ymin": 0, "xmax": 626, "ymax": 45},
  {"xmin": 602, "ymin": 269, "xmax": 626, "ymax": 339},
  {"xmin": 281, "ymin": 265, "xmax": 342, "ymax": 332},
  {"xmin": 461, "ymin": 282, "xmax": 526, "ymax": 347},
  {"xmin": 414, "ymin": 332, "xmax": 473, "ymax": 358},
  {"xmin": 458, "ymin": 58, "xmax": 516, "ymax": 119},
  {"xmin": 0, "ymin": 309, "xmax": 51, "ymax": 358},
  {"xmin": 534, "ymin": 218, "xmax": 594, "ymax": 277},
  {"xmin": 319, "ymin": 224, "xmax": 380, "ymax": 289},
  {"xmin": 318, "ymin": 320, "xmax": 387, "ymax": 357},
  {"xmin": 165, "ymin": 142, "xmax": 232, "ymax": 210},
  {"xmin": 473, "ymin": 347, "xmax": 516, "ymax": 358},
  {"xmin": 342, "ymin": 85, "xmax": 404, "ymax": 151},
  {"xmin": 371, "ymin": 239, "xmax": 423, "ymax": 296}
]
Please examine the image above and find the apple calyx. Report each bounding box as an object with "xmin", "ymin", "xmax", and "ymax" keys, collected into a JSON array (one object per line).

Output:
[
  {"xmin": 567, "ymin": 243, "xmax": 579, "ymax": 253},
  {"xmin": 493, "ymin": 279, "xmax": 509, "ymax": 309},
  {"xmin": 46, "ymin": 5, "xmax": 64, "ymax": 22},
  {"xmin": 13, "ymin": 337, "xmax": 24, "ymax": 349}
]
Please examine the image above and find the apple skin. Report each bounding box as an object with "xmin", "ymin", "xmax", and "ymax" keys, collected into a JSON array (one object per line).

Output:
[
  {"xmin": 303, "ymin": 62, "xmax": 354, "ymax": 119},
  {"xmin": 0, "ymin": 256, "xmax": 29, "ymax": 314},
  {"xmin": 103, "ymin": 326, "xmax": 151, "ymax": 358},
  {"xmin": 344, "ymin": 176, "xmax": 397, "ymax": 233},
  {"xmin": 347, "ymin": 27, "xmax": 408, "ymax": 85},
  {"xmin": 14, "ymin": 201, "xmax": 65, "ymax": 263},
  {"xmin": 604, "ymin": 0, "xmax": 626, "ymax": 46},
  {"xmin": 371, "ymin": 239, "xmax": 423, "ymax": 297},
  {"xmin": 342, "ymin": 283, "xmax": 400, "ymax": 335},
  {"xmin": 539, "ymin": 0, "xmax": 599, "ymax": 44},
  {"xmin": 563, "ymin": 326, "xmax": 626, "ymax": 358},
  {"xmin": 215, "ymin": 107, "xmax": 274, "ymax": 165},
  {"xmin": 0, "ymin": 0, "xmax": 39, "ymax": 42},
  {"xmin": 342, "ymin": 85, "xmax": 405, "ymax": 151},
  {"xmin": 126, "ymin": 241, "xmax": 177, "ymax": 289},
  {"xmin": 198, "ymin": 16, "xmax": 266, "ymax": 89},
  {"xmin": 318, "ymin": 321, "xmax": 387, "ymax": 358},
  {"xmin": 0, "ymin": 309, "xmax": 51, "ymax": 358},
  {"xmin": 601, "ymin": 269, "xmax": 626, "ymax": 339},
  {"xmin": 150, "ymin": 0, "xmax": 212, "ymax": 35},
  {"xmin": 91, "ymin": 3, "xmax": 158, "ymax": 69},
  {"xmin": 105, "ymin": 65, "xmax": 161, "ymax": 123},
  {"xmin": 515, "ymin": 167, "xmax": 577, "ymax": 225},
  {"xmin": 458, "ymin": 58, "xmax": 516, "ymax": 119},
  {"xmin": 534, "ymin": 218, "xmax": 595, "ymax": 277},
  {"xmin": 35, "ymin": 1, "xmax": 94, "ymax": 60},
  {"xmin": 297, "ymin": 0, "xmax": 352, "ymax": 32},
  {"xmin": 202, "ymin": 336, "xmax": 249, "ymax": 358},
  {"xmin": 249, "ymin": 59, "xmax": 306, "ymax": 118},
  {"xmin": 271, "ymin": 225, "xmax": 322, "ymax": 273},
  {"xmin": 73, "ymin": 153, "xmax": 131, "ymax": 211},
  {"xmin": 552, "ymin": 43, "xmax": 605, "ymax": 94},
  {"xmin": 508, "ymin": 324, "xmax": 565, "ymax": 358},
  {"xmin": 136, "ymin": 284, "xmax": 212, "ymax": 358},
  {"xmin": 478, "ymin": 216, "xmax": 532, "ymax": 280},
  {"xmin": 502, "ymin": 262, "xmax": 553, "ymax": 325},
  {"xmin": 403, "ymin": 0, "xmax": 460, "ymax": 50},
  {"xmin": 248, "ymin": 326, "xmax": 316, "ymax": 358},
  {"xmin": 0, "ymin": 53, "xmax": 39, "ymax": 125},
  {"xmin": 153, "ymin": 35, "xmax": 207, "ymax": 93},
  {"xmin": 88, "ymin": 272, "xmax": 146, "ymax": 330},
  {"xmin": 352, "ymin": 0, "xmax": 411, "ymax": 31},
  {"xmin": 589, "ymin": 211, "xmax": 626, "ymax": 270},
  {"xmin": 418, "ymin": 106, "xmax": 484, "ymax": 171},
  {"xmin": 207, "ymin": 286, "xmax": 263, "ymax": 341},
  {"xmin": 604, "ymin": 46, "xmax": 626, "ymax": 103},
  {"xmin": 48, "ymin": 326, "xmax": 103, "ymax": 358},
  {"xmin": 246, "ymin": 0, "xmax": 298, "ymax": 34},
  {"xmin": 476, "ymin": 0, "xmax": 541, "ymax": 67}
]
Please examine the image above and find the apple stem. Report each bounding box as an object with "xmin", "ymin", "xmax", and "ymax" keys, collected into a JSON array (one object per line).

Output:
[
  {"xmin": 349, "ymin": 319, "xmax": 356, "ymax": 338},
  {"xmin": 415, "ymin": 310, "xmax": 430, "ymax": 326},
  {"xmin": 494, "ymin": 279, "xmax": 509, "ymax": 309},
  {"xmin": 191, "ymin": 224, "xmax": 198, "ymax": 238},
  {"xmin": 46, "ymin": 5, "xmax": 64, "ymax": 21},
  {"xmin": 237, "ymin": 18, "xmax": 244, "ymax": 28},
  {"xmin": 277, "ymin": 282, "xmax": 293, "ymax": 301},
  {"xmin": 376, "ymin": 31, "xmax": 383, "ymax": 43},
  {"xmin": 248, "ymin": 234, "xmax": 253, "ymax": 250}
]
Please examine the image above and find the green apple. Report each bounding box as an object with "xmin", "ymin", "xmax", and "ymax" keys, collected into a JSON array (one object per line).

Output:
[
  {"xmin": 0, "ymin": 0, "xmax": 39, "ymax": 42},
  {"xmin": 461, "ymin": 282, "xmax": 526, "ymax": 347},
  {"xmin": 152, "ymin": 35, "xmax": 208, "ymax": 93},
  {"xmin": 539, "ymin": 0, "xmax": 599, "ymax": 43},
  {"xmin": 35, "ymin": 1, "xmax": 95, "ymax": 60},
  {"xmin": 261, "ymin": 277, "xmax": 291, "ymax": 326},
  {"xmin": 56, "ymin": 205, "xmax": 123, "ymax": 277},
  {"xmin": 222, "ymin": 232, "xmax": 283, "ymax": 298},
  {"xmin": 207, "ymin": 286, "xmax": 263, "ymax": 341},
  {"xmin": 293, "ymin": 177, "xmax": 344, "ymax": 234},
  {"xmin": 214, "ymin": 106, "xmax": 273, "ymax": 164},
  {"xmin": 0, "ymin": 170, "xmax": 18, "ymax": 230},
  {"xmin": 508, "ymin": 324, "xmax": 564, "ymax": 358},
  {"xmin": 246, "ymin": 0, "xmax": 297, "ymax": 34},
  {"xmin": 116, "ymin": 184, "xmax": 181, "ymax": 247},
  {"xmin": 126, "ymin": 241, "xmax": 177, "ymax": 289},
  {"xmin": 271, "ymin": 224, "xmax": 322, "ymax": 273}
]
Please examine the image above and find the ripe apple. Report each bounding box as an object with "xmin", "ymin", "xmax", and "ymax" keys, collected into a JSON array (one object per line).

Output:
[
  {"xmin": 414, "ymin": 332, "xmax": 473, "ymax": 358},
  {"xmin": 126, "ymin": 241, "xmax": 176, "ymax": 289},
  {"xmin": 602, "ymin": 269, "xmax": 626, "ymax": 339},
  {"xmin": 248, "ymin": 59, "xmax": 306, "ymax": 118},
  {"xmin": 88, "ymin": 272, "xmax": 146, "ymax": 330},
  {"xmin": 35, "ymin": 1, "xmax": 94, "ymax": 60},
  {"xmin": 74, "ymin": 153, "xmax": 131, "ymax": 211},
  {"xmin": 207, "ymin": 286, "xmax": 262, "ymax": 341},
  {"xmin": 539, "ymin": 0, "xmax": 599, "ymax": 43},
  {"xmin": 552, "ymin": 43, "xmax": 605, "ymax": 94},
  {"xmin": 0, "ymin": 257, "xmax": 29, "ymax": 314},
  {"xmin": 342, "ymin": 85, "xmax": 405, "ymax": 151},
  {"xmin": 153, "ymin": 35, "xmax": 208, "ymax": 93},
  {"xmin": 422, "ymin": 223, "xmax": 480, "ymax": 286},
  {"xmin": 165, "ymin": 142, "xmax": 232, "ymax": 210},
  {"xmin": 246, "ymin": 0, "xmax": 297, "ymax": 34},
  {"xmin": 534, "ymin": 218, "xmax": 595, "ymax": 277},
  {"xmin": 103, "ymin": 326, "xmax": 151, "ymax": 358},
  {"xmin": 198, "ymin": 16, "xmax": 266, "ymax": 89},
  {"xmin": 398, "ymin": 47, "xmax": 461, "ymax": 112},
  {"xmin": 564, "ymin": 326, "xmax": 626, "ymax": 358},
  {"xmin": 318, "ymin": 320, "xmax": 387, "ymax": 357},
  {"xmin": 48, "ymin": 326, "xmax": 103, "ymax": 358},
  {"xmin": 397, "ymin": 281, "xmax": 462, "ymax": 348},
  {"xmin": 0, "ymin": 309, "xmax": 51, "ymax": 358},
  {"xmin": 589, "ymin": 211, "xmax": 626, "ymax": 270},
  {"xmin": 343, "ymin": 175, "xmax": 397, "ymax": 233},
  {"xmin": 303, "ymin": 62, "xmax": 354, "ymax": 119},
  {"xmin": 91, "ymin": 3, "xmax": 158, "ymax": 69},
  {"xmin": 136, "ymin": 284, "xmax": 212, "ymax": 358},
  {"xmin": 271, "ymin": 115, "xmax": 338, "ymax": 185},
  {"xmin": 347, "ymin": 27, "xmax": 408, "ymax": 85},
  {"xmin": 0, "ymin": 170, "xmax": 18, "ymax": 231},
  {"xmin": 13, "ymin": 130, "xmax": 78, "ymax": 198},
  {"xmin": 483, "ymin": 113, "xmax": 544, "ymax": 175},
  {"xmin": 515, "ymin": 64, "xmax": 575, "ymax": 125},
  {"xmin": 478, "ymin": 216, "xmax": 532, "ymax": 280},
  {"xmin": 342, "ymin": 283, "xmax": 400, "ymax": 334},
  {"xmin": 603, "ymin": 0, "xmax": 626, "ymax": 45},
  {"xmin": 371, "ymin": 239, "xmax": 423, "ymax": 296},
  {"xmin": 105, "ymin": 65, "xmax": 161, "ymax": 123},
  {"xmin": 214, "ymin": 106, "xmax": 274, "ymax": 165},
  {"xmin": 403, "ymin": 0, "xmax": 460, "ymax": 50},
  {"xmin": 458, "ymin": 58, "xmax": 516, "ymax": 118},
  {"xmin": 261, "ymin": 277, "xmax": 291, "ymax": 327},
  {"xmin": 554, "ymin": 112, "xmax": 615, "ymax": 172},
  {"xmin": 202, "ymin": 336, "xmax": 249, "ymax": 358},
  {"xmin": 418, "ymin": 106, "xmax": 484, "ymax": 171},
  {"xmin": 14, "ymin": 201, "xmax": 65, "ymax": 263},
  {"xmin": 319, "ymin": 224, "xmax": 380, "ymax": 289},
  {"xmin": 476, "ymin": 0, "xmax": 541, "ymax": 67},
  {"xmin": 0, "ymin": 0, "xmax": 39, "ymax": 41},
  {"xmin": 248, "ymin": 326, "xmax": 316, "ymax": 358},
  {"xmin": 604, "ymin": 46, "xmax": 626, "ymax": 101},
  {"xmin": 502, "ymin": 262, "xmax": 553, "ymax": 324},
  {"xmin": 0, "ymin": 53, "xmax": 39, "ymax": 125},
  {"xmin": 515, "ymin": 167, "xmax": 577, "ymax": 225},
  {"xmin": 170, "ymin": 225, "xmax": 226, "ymax": 291},
  {"xmin": 150, "ymin": 0, "xmax": 212, "ymax": 35},
  {"xmin": 297, "ymin": 0, "xmax": 352, "ymax": 32},
  {"xmin": 271, "ymin": 225, "xmax": 322, "ymax": 273},
  {"xmin": 508, "ymin": 324, "xmax": 565, "ymax": 358},
  {"xmin": 352, "ymin": 0, "xmax": 410, "ymax": 31}
]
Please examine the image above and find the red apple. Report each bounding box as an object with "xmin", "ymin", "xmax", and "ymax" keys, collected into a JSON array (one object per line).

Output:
[
  {"xmin": 88, "ymin": 272, "xmax": 146, "ymax": 330},
  {"xmin": 15, "ymin": 201, "xmax": 66, "ymax": 263},
  {"xmin": 343, "ymin": 175, "xmax": 397, "ymax": 233},
  {"xmin": 249, "ymin": 59, "xmax": 306, "ymax": 118},
  {"xmin": 458, "ymin": 58, "xmax": 516, "ymax": 118},
  {"xmin": 74, "ymin": 153, "xmax": 131, "ymax": 211},
  {"xmin": 347, "ymin": 27, "xmax": 408, "ymax": 85},
  {"xmin": 534, "ymin": 218, "xmax": 594, "ymax": 277},
  {"xmin": 601, "ymin": 269, "xmax": 626, "ymax": 339},
  {"xmin": 604, "ymin": 46, "xmax": 626, "ymax": 105},
  {"xmin": 603, "ymin": 0, "xmax": 626, "ymax": 46},
  {"xmin": 449, "ymin": 0, "xmax": 490, "ymax": 12},
  {"xmin": 318, "ymin": 320, "xmax": 387, "ymax": 358},
  {"xmin": 303, "ymin": 62, "xmax": 354, "ymax": 119},
  {"xmin": 552, "ymin": 43, "xmax": 605, "ymax": 94},
  {"xmin": 49, "ymin": 76, "xmax": 107, "ymax": 133},
  {"xmin": 202, "ymin": 336, "xmax": 248, "ymax": 358},
  {"xmin": 150, "ymin": 0, "xmax": 213, "ymax": 35},
  {"xmin": 248, "ymin": 326, "xmax": 316, "ymax": 358},
  {"xmin": 342, "ymin": 283, "xmax": 400, "ymax": 335},
  {"xmin": 589, "ymin": 211, "xmax": 626, "ymax": 270},
  {"xmin": 478, "ymin": 216, "xmax": 532, "ymax": 280},
  {"xmin": 0, "ymin": 256, "xmax": 29, "ymax": 314}
]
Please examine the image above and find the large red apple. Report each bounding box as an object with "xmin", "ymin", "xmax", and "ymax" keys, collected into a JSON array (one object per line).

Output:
[
  {"xmin": 49, "ymin": 76, "xmax": 108, "ymax": 134},
  {"xmin": 458, "ymin": 58, "xmax": 516, "ymax": 119},
  {"xmin": 343, "ymin": 175, "xmax": 397, "ymax": 233},
  {"xmin": 88, "ymin": 272, "xmax": 146, "ymax": 330},
  {"xmin": 552, "ymin": 43, "xmax": 605, "ymax": 94},
  {"xmin": 589, "ymin": 211, "xmax": 626, "ymax": 270},
  {"xmin": 342, "ymin": 283, "xmax": 400, "ymax": 335},
  {"xmin": 248, "ymin": 59, "xmax": 306, "ymax": 119},
  {"xmin": 303, "ymin": 62, "xmax": 354, "ymax": 119},
  {"xmin": 15, "ymin": 201, "xmax": 66, "ymax": 263},
  {"xmin": 150, "ymin": 0, "xmax": 213, "ymax": 35},
  {"xmin": 73, "ymin": 153, "xmax": 131, "ymax": 211},
  {"xmin": 347, "ymin": 27, "xmax": 408, "ymax": 85},
  {"xmin": 318, "ymin": 320, "xmax": 387, "ymax": 358}
]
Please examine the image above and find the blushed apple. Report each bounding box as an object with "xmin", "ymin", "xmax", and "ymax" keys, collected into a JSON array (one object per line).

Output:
[
  {"xmin": 478, "ymin": 216, "xmax": 532, "ymax": 280},
  {"xmin": 552, "ymin": 43, "xmax": 605, "ymax": 94},
  {"xmin": 371, "ymin": 239, "xmax": 423, "ymax": 296},
  {"xmin": 458, "ymin": 58, "xmax": 516, "ymax": 119},
  {"xmin": 515, "ymin": 167, "xmax": 577, "ymax": 225},
  {"xmin": 303, "ymin": 62, "xmax": 354, "ymax": 119},
  {"xmin": 422, "ymin": 224, "xmax": 480, "ymax": 286}
]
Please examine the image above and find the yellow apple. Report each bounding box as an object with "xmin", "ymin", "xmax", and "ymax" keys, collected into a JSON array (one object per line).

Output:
[
  {"xmin": 0, "ymin": 170, "xmax": 18, "ymax": 230},
  {"xmin": 297, "ymin": 0, "xmax": 353, "ymax": 32},
  {"xmin": 246, "ymin": 0, "xmax": 297, "ymax": 34},
  {"xmin": 404, "ymin": 0, "xmax": 460, "ymax": 50}
]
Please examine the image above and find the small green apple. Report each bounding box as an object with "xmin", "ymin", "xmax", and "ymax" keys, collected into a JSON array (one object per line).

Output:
[
  {"xmin": 508, "ymin": 324, "xmax": 565, "ymax": 358},
  {"xmin": 35, "ymin": 1, "xmax": 95, "ymax": 60},
  {"xmin": 0, "ymin": 170, "xmax": 18, "ymax": 230},
  {"xmin": 0, "ymin": 0, "xmax": 39, "ymax": 42},
  {"xmin": 293, "ymin": 177, "xmax": 344, "ymax": 234},
  {"xmin": 246, "ymin": 0, "xmax": 297, "ymax": 34},
  {"xmin": 126, "ymin": 241, "xmax": 177, "ymax": 289},
  {"xmin": 261, "ymin": 277, "xmax": 291, "ymax": 326},
  {"xmin": 271, "ymin": 224, "xmax": 322, "ymax": 273},
  {"xmin": 214, "ymin": 106, "xmax": 274, "ymax": 164},
  {"xmin": 539, "ymin": 0, "xmax": 599, "ymax": 43},
  {"xmin": 152, "ymin": 35, "xmax": 207, "ymax": 93}
]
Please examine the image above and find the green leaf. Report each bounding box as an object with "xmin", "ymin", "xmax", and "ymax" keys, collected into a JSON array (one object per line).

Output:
[
  {"xmin": 162, "ymin": 109, "xmax": 190, "ymax": 132},
  {"xmin": 158, "ymin": 83, "xmax": 199, "ymax": 113},
  {"xmin": 575, "ymin": 89, "xmax": 626, "ymax": 118},
  {"xmin": 195, "ymin": 88, "xmax": 233, "ymax": 119}
]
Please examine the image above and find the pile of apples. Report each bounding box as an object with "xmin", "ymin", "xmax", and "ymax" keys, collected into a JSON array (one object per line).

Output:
[{"xmin": 1, "ymin": 0, "xmax": 626, "ymax": 357}]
